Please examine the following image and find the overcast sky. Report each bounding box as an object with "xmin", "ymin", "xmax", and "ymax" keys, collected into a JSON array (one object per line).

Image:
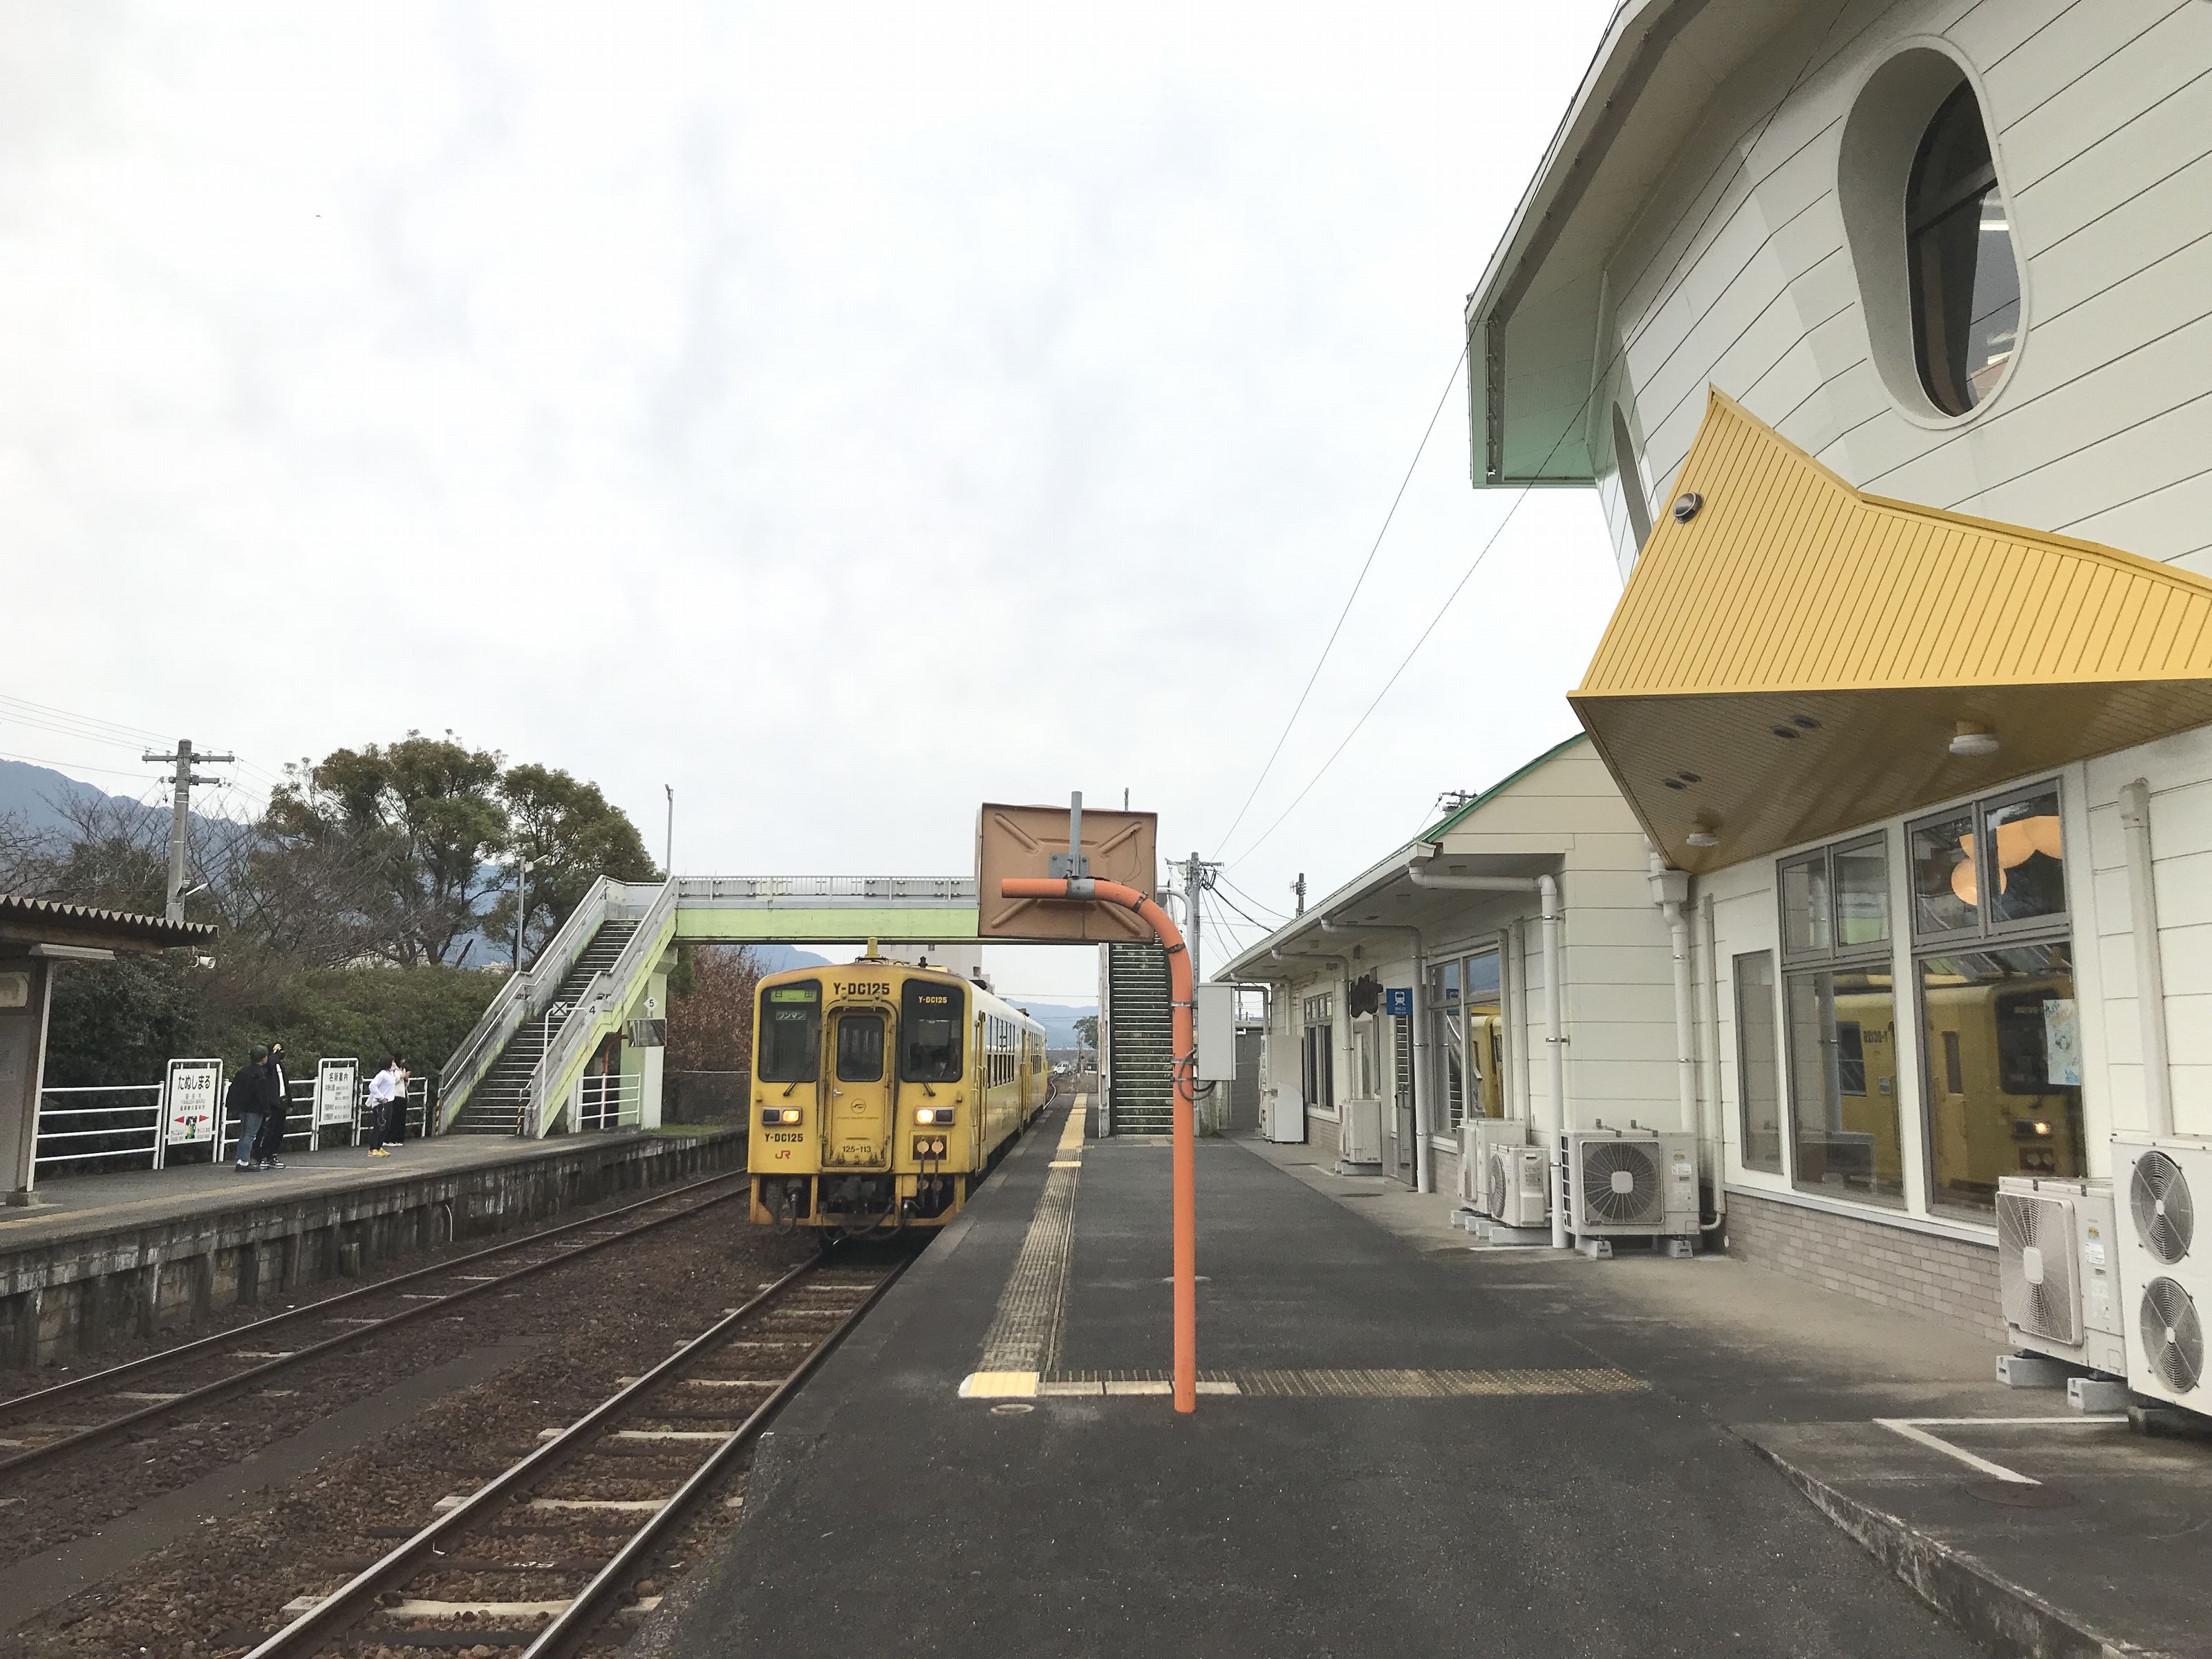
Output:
[{"xmin": 0, "ymin": 1, "xmax": 1626, "ymax": 998}]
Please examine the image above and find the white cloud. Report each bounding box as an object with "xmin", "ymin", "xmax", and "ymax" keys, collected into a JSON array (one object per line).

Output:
[{"xmin": 0, "ymin": 1, "xmax": 1622, "ymax": 994}]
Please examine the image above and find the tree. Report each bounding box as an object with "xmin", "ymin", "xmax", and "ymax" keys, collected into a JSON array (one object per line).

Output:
[
  {"xmin": 666, "ymin": 944, "xmax": 765, "ymax": 1074},
  {"xmin": 1074, "ymin": 1013, "xmax": 1098, "ymax": 1051},
  {"xmin": 486, "ymin": 763, "xmax": 658, "ymax": 962},
  {"xmin": 268, "ymin": 732, "xmax": 509, "ymax": 967}
]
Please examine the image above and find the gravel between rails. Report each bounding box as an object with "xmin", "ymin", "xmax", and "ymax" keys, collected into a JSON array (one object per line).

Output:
[
  {"xmin": 0, "ymin": 1230, "xmax": 820, "ymax": 1659},
  {"xmin": 0, "ymin": 1176, "xmax": 753, "ymax": 1568}
]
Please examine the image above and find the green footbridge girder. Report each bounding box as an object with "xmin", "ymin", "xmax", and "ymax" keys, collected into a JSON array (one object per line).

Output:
[{"xmin": 438, "ymin": 877, "xmax": 982, "ymax": 1136}]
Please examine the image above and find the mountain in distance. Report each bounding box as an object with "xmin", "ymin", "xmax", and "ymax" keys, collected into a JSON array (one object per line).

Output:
[{"xmin": 0, "ymin": 757, "xmax": 171, "ymax": 836}]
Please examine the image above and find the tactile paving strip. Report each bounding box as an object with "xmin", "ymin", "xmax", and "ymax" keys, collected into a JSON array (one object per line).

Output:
[
  {"xmin": 1038, "ymin": 1367, "xmax": 1649, "ymax": 1398},
  {"xmin": 972, "ymin": 1109, "xmax": 1088, "ymax": 1378}
]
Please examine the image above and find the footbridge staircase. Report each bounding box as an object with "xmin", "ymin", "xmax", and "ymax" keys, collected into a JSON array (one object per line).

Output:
[{"xmin": 436, "ymin": 877, "xmax": 986, "ymax": 1138}]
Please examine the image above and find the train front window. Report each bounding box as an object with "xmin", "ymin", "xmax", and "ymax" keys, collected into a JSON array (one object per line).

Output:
[
  {"xmin": 900, "ymin": 982, "xmax": 965, "ymax": 1082},
  {"xmin": 836, "ymin": 1013, "xmax": 886, "ymax": 1082},
  {"xmin": 758, "ymin": 982, "xmax": 821, "ymax": 1082}
]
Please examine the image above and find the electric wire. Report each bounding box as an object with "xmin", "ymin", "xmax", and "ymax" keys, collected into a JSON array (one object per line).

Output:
[
  {"xmin": 1211, "ymin": 341, "xmax": 1470, "ymax": 853},
  {"xmin": 1221, "ymin": 0, "xmax": 1854, "ymax": 871}
]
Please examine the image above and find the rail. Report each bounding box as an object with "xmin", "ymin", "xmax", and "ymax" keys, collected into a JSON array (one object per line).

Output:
[
  {"xmin": 31, "ymin": 1085, "xmax": 164, "ymax": 1174},
  {"xmin": 675, "ymin": 875, "xmax": 975, "ymax": 904},
  {"xmin": 577, "ymin": 1070, "xmax": 643, "ymax": 1132},
  {"xmin": 0, "ymin": 1170, "xmax": 752, "ymax": 1478}
]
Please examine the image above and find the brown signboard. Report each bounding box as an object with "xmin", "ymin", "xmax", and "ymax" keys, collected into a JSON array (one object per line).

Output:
[{"xmin": 975, "ymin": 803, "xmax": 1158, "ymax": 941}]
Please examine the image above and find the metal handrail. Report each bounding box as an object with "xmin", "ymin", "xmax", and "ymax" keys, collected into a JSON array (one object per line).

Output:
[
  {"xmin": 523, "ymin": 879, "xmax": 678, "ymax": 1136},
  {"xmin": 438, "ymin": 876, "xmax": 638, "ymax": 1127},
  {"xmin": 675, "ymin": 875, "xmax": 975, "ymax": 902}
]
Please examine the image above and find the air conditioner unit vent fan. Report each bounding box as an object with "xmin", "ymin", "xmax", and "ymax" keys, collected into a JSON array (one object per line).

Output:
[
  {"xmin": 2131, "ymin": 1151, "xmax": 2195, "ymax": 1264},
  {"xmin": 1487, "ymin": 1150, "xmax": 1510, "ymax": 1219},
  {"xmin": 1578, "ymin": 1141, "xmax": 1661, "ymax": 1228},
  {"xmin": 2139, "ymin": 1275, "xmax": 2205, "ymax": 1394},
  {"xmin": 1998, "ymin": 1192, "xmax": 2081, "ymax": 1345}
]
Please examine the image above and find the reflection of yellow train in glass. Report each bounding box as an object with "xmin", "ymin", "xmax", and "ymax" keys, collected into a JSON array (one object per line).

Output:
[
  {"xmin": 749, "ymin": 955, "xmax": 1047, "ymax": 1235},
  {"xmin": 1920, "ymin": 976, "xmax": 2082, "ymax": 1191},
  {"xmin": 1451, "ymin": 1006, "xmax": 1508, "ymax": 1120}
]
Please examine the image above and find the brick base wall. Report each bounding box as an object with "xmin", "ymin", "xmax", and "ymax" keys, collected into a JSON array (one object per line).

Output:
[{"xmin": 1723, "ymin": 1188, "xmax": 2003, "ymax": 1342}]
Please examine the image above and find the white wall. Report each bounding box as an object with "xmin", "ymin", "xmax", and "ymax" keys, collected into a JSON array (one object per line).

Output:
[{"xmin": 1598, "ymin": 0, "xmax": 2212, "ymax": 578}]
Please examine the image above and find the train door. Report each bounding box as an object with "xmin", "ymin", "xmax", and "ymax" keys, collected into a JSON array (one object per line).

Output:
[{"xmin": 823, "ymin": 1009, "xmax": 893, "ymax": 1169}]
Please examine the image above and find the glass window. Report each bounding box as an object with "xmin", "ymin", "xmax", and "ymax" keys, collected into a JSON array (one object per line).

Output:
[
  {"xmin": 1833, "ymin": 837, "xmax": 1891, "ymax": 949},
  {"xmin": 1920, "ymin": 943, "xmax": 2082, "ymax": 1212},
  {"xmin": 1780, "ymin": 854, "xmax": 1833, "ymax": 959},
  {"xmin": 1909, "ymin": 809, "xmax": 1979, "ymax": 936},
  {"xmin": 1734, "ymin": 953, "xmax": 1783, "ymax": 1174},
  {"xmin": 1907, "ymin": 83, "xmax": 2020, "ymax": 415},
  {"xmin": 1986, "ymin": 786, "xmax": 2065, "ymax": 928},
  {"xmin": 757, "ymin": 981, "xmax": 821, "ymax": 1082},
  {"xmin": 1787, "ymin": 967, "xmax": 1904, "ymax": 1206},
  {"xmin": 1302, "ymin": 1014, "xmax": 1334, "ymax": 1111},
  {"xmin": 835, "ymin": 1013, "xmax": 885, "ymax": 1082},
  {"xmin": 899, "ymin": 980, "xmax": 964, "ymax": 1082}
]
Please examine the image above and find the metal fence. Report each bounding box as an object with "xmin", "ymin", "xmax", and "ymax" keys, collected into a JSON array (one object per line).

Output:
[
  {"xmin": 577, "ymin": 1071, "xmax": 642, "ymax": 1133},
  {"xmin": 34, "ymin": 1072, "xmax": 435, "ymax": 1179}
]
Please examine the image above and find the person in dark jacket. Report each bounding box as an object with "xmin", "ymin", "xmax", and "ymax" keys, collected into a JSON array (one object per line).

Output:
[
  {"xmin": 254, "ymin": 1040, "xmax": 291, "ymax": 1169},
  {"xmin": 231, "ymin": 1046, "xmax": 274, "ymax": 1172}
]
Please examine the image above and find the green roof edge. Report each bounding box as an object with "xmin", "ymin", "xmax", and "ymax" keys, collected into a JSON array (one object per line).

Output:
[{"xmin": 1413, "ymin": 730, "xmax": 1589, "ymax": 842}]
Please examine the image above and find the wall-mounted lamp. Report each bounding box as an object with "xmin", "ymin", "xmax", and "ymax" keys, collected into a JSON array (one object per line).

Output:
[
  {"xmin": 1949, "ymin": 721, "xmax": 2000, "ymax": 759},
  {"xmin": 1685, "ymin": 816, "xmax": 1721, "ymax": 850}
]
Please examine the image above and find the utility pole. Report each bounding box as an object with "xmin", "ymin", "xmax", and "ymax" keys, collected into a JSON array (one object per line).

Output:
[
  {"xmin": 664, "ymin": 785, "xmax": 675, "ymax": 879},
  {"xmin": 140, "ymin": 738, "xmax": 234, "ymax": 923},
  {"xmin": 1293, "ymin": 872, "xmax": 1306, "ymax": 916},
  {"xmin": 515, "ymin": 856, "xmax": 530, "ymax": 973},
  {"xmin": 1181, "ymin": 851, "xmax": 1220, "ymax": 984}
]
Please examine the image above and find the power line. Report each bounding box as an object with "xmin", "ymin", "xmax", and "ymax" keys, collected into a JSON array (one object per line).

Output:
[
  {"xmin": 1222, "ymin": 1, "xmax": 1853, "ymax": 870},
  {"xmin": 1212, "ymin": 341, "xmax": 1470, "ymax": 852},
  {"xmin": 0, "ymin": 747, "xmax": 168, "ymax": 784}
]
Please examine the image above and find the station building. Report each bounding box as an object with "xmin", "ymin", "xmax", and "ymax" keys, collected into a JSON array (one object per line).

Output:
[{"xmin": 1226, "ymin": 0, "xmax": 2212, "ymax": 1336}]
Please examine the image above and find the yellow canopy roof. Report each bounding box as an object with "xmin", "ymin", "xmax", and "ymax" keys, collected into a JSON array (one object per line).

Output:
[{"xmin": 1571, "ymin": 391, "xmax": 2212, "ymax": 872}]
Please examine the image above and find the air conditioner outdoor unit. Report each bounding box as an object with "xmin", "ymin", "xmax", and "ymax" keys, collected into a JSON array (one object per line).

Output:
[
  {"xmin": 1996, "ymin": 1176, "xmax": 2124, "ymax": 1375},
  {"xmin": 1489, "ymin": 1145, "xmax": 1549, "ymax": 1230},
  {"xmin": 1566, "ymin": 1127, "xmax": 1698, "ymax": 1239},
  {"xmin": 2114, "ymin": 1134, "xmax": 2212, "ymax": 1414},
  {"xmin": 1465, "ymin": 1117, "xmax": 1530, "ymax": 1216},
  {"xmin": 1337, "ymin": 1096, "xmax": 1383, "ymax": 1172}
]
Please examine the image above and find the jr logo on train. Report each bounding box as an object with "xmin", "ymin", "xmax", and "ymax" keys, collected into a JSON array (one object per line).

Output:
[{"xmin": 749, "ymin": 955, "xmax": 1049, "ymax": 1235}]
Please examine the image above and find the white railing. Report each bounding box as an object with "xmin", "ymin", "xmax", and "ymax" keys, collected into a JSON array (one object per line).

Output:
[
  {"xmin": 523, "ymin": 879, "xmax": 679, "ymax": 1136},
  {"xmin": 438, "ymin": 876, "xmax": 653, "ymax": 1128},
  {"xmin": 675, "ymin": 876, "xmax": 975, "ymax": 903},
  {"xmin": 37, "ymin": 1074, "xmax": 435, "ymax": 1177},
  {"xmin": 577, "ymin": 1070, "xmax": 644, "ymax": 1132},
  {"xmin": 33, "ymin": 1085, "xmax": 165, "ymax": 1174}
]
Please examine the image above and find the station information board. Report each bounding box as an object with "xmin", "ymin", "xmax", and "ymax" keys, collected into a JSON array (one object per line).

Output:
[
  {"xmin": 315, "ymin": 1058, "xmax": 359, "ymax": 1129},
  {"xmin": 162, "ymin": 1058, "xmax": 225, "ymax": 1147}
]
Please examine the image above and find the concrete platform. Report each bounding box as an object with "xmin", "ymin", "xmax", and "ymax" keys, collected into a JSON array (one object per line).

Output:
[
  {"xmin": 635, "ymin": 1109, "xmax": 2012, "ymax": 1658},
  {"xmin": 1, "ymin": 1129, "xmax": 744, "ymax": 1364}
]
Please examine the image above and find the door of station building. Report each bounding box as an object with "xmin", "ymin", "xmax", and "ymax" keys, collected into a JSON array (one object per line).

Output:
[{"xmin": 823, "ymin": 1009, "xmax": 893, "ymax": 1168}]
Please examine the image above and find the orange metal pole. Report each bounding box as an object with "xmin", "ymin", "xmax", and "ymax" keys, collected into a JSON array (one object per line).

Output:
[{"xmin": 1002, "ymin": 874, "xmax": 1197, "ymax": 1414}]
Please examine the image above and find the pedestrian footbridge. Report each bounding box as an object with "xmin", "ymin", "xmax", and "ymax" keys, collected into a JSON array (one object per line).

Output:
[{"xmin": 438, "ymin": 877, "xmax": 983, "ymax": 1136}]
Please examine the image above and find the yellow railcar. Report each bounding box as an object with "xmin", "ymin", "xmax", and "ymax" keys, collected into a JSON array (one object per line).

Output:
[{"xmin": 748, "ymin": 955, "xmax": 1048, "ymax": 1234}]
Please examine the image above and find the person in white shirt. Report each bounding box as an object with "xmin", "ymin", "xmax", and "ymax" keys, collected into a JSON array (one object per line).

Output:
[{"xmin": 366, "ymin": 1058, "xmax": 400, "ymax": 1156}]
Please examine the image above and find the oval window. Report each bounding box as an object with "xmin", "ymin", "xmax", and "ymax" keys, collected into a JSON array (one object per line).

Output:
[{"xmin": 1906, "ymin": 84, "xmax": 2019, "ymax": 415}]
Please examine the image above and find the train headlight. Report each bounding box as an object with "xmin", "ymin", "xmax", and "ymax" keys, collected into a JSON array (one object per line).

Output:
[
  {"xmin": 761, "ymin": 1107, "xmax": 802, "ymax": 1127},
  {"xmin": 915, "ymin": 1107, "xmax": 955, "ymax": 1125}
]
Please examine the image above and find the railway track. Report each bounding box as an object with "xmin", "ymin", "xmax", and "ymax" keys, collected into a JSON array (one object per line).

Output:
[
  {"xmin": 243, "ymin": 1250, "xmax": 907, "ymax": 1658},
  {"xmin": 0, "ymin": 1168, "xmax": 753, "ymax": 1479}
]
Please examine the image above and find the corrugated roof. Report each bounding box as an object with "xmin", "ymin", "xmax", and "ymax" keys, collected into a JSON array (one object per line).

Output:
[
  {"xmin": 0, "ymin": 892, "xmax": 217, "ymax": 950},
  {"xmin": 1572, "ymin": 391, "xmax": 2212, "ymax": 869}
]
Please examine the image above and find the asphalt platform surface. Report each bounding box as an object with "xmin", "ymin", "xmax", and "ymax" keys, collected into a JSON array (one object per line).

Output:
[{"xmin": 637, "ymin": 1107, "xmax": 1989, "ymax": 1658}]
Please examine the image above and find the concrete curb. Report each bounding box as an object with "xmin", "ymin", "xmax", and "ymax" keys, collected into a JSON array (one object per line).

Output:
[{"xmin": 1752, "ymin": 1440, "xmax": 2165, "ymax": 1659}]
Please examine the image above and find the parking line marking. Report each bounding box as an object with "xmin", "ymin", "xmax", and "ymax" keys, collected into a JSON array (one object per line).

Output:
[{"xmin": 1872, "ymin": 1414, "xmax": 2129, "ymax": 1485}]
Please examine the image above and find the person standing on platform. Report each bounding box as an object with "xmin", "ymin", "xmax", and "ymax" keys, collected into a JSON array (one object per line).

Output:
[
  {"xmin": 255, "ymin": 1040, "xmax": 292, "ymax": 1170},
  {"xmin": 388, "ymin": 1055, "xmax": 411, "ymax": 1147},
  {"xmin": 366, "ymin": 1057, "xmax": 399, "ymax": 1156},
  {"xmin": 231, "ymin": 1045, "xmax": 274, "ymax": 1173}
]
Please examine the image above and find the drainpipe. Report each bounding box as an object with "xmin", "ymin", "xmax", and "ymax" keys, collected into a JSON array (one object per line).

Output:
[
  {"xmin": 1700, "ymin": 890, "xmax": 1726, "ymax": 1231},
  {"xmin": 1646, "ymin": 849, "xmax": 1699, "ymax": 1138},
  {"xmin": 2119, "ymin": 779, "xmax": 2174, "ymax": 1138},
  {"xmin": 1406, "ymin": 861, "xmax": 1564, "ymax": 1242}
]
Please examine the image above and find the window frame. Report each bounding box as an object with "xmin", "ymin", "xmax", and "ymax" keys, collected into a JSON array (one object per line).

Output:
[
  {"xmin": 1908, "ymin": 777, "xmax": 2076, "ymax": 1218},
  {"xmin": 1904, "ymin": 81, "xmax": 2020, "ymax": 418}
]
